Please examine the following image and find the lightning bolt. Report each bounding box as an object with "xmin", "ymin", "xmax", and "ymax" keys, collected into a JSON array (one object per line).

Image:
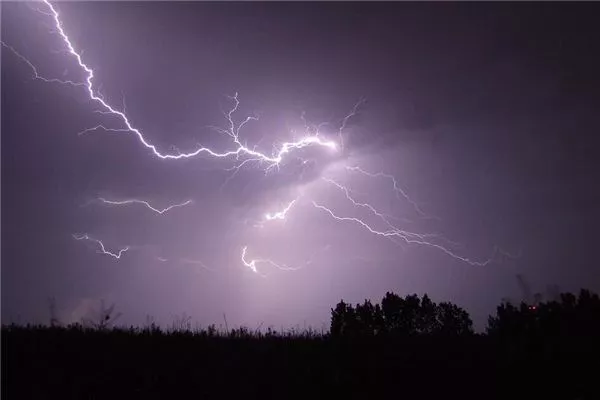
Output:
[
  {"xmin": 322, "ymin": 177, "xmax": 405, "ymax": 232},
  {"xmin": 346, "ymin": 165, "xmax": 436, "ymax": 220},
  {"xmin": 8, "ymin": 1, "xmax": 510, "ymax": 273},
  {"xmin": 8, "ymin": 0, "xmax": 338, "ymax": 171},
  {"xmin": 241, "ymin": 246, "xmax": 301, "ymax": 276},
  {"xmin": 72, "ymin": 234, "xmax": 129, "ymax": 259},
  {"xmin": 1, "ymin": 41, "xmax": 85, "ymax": 87},
  {"xmin": 337, "ymin": 98, "xmax": 365, "ymax": 152},
  {"xmin": 241, "ymin": 246, "xmax": 268, "ymax": 275},
  {"xmin": 96, "ymin": 198, "xmax": 193, "ymax": 215},
  {"xmin": 250, "ymin": 175, "xmax": 492, "ymax": 266},
  {"xmin": 320, "ymin": 177, "xmax": 446, "ymax": 242},
  {"xmin": 264, "ymin": 199, "xmax": 297, "ymax": 221},
  {"xmin": 310, "ymin": 201, "xmax": 496, "ymax": 267},
  {"xmin": 77, "ymin": 125, "xmax": 132, "ymax": 136}
]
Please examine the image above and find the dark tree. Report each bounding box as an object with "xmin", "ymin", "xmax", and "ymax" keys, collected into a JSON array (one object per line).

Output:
[
  {"xmin": 330, "ymin": 300, "xmax": 356, "ymax": 337},
  {"xmin": 418, "ymin": 294, "xmax": 439, "ymax": 334},
  {"xmin": 487, "ymin": 289, "xmax": 600, "ymax": 341},
  {"xmin": 354, "ymin": 300, "xmax": 376, "ymax": 336},
  {"xmin": 381, "ymin": 291, "xmax": 405, "ymax": 334},
  {"xmin": 331, "ymin": 292, "xmax": 473, "ymax": 337},
  {"xmin": 435, "ymin": 301, "xmax": 473, "ymax": 336}
]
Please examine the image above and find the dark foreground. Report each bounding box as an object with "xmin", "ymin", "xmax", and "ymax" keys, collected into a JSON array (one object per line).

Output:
[{"xmin": 3, "ymin": 325, "xmax": 599, "ymax": 400}]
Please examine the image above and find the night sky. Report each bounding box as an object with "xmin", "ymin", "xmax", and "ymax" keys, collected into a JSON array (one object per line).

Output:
[{"xmin": 2, "ymin": 1, "xmax": 599, "ymax": 330}]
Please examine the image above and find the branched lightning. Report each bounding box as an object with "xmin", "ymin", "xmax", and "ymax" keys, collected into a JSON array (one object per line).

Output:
[
  {"xmin": 310, "ymin": 201, "xmax": 496, "ymax": 266},
  {"xmin": 322, "ymin": 177, "xmax": 405, "ymax": 232},
  {"xmin": 241, "ymin": 246, "xmax": 301, "ymax": 275},
  {"xmin": 72, "ymin": 234, "xmax": 129, "ymax": 259},
  {"xmin": 337, "ymin": 98, "xmax": 365, "ymax": 152},
  {"xmin": 241, "ymin": 246, "xmax": 269, "ymax": 275},
  {"xmin": 9, "ymin": 0, "xmax": 338, "ymax": 170},
  {"xmin": 7, "ymin": 0, "xmax": 510, "ymax": 272},
  {"xmin": 27, "ymin": 3, "xmax": 54, "ymax": 17},
  {"xmin": 321, "ymin": 177, "xmax": 445, "ymax": 241},
  {"xmin": 97, "ymin": 198, "xmax": 193, "ymax": 215},
  {"xmin": 346, "ymin": 165, "xmax": 436, "ymax": 220},
  {"xmin": 1, "ymin": 41, "xmax": 85, "ymax": 87}
]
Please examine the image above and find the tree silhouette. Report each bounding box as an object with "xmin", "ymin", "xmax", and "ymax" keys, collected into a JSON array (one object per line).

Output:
[
  {"xmin": 417, "ymin": 294, "xmax": 438, "ymax": 334},
  {"xmin": 381, "ymin": 291, "xmax": 405, "ymax": 334},
  {"xmin": 355, "ymin": 300, "xmax": 374, "ymax": 335},
  {"xmin": 487, "ymin": 288, "xmax": 600, "ymax": 341},
  {"xmin": 331, "ymin": 292, "xmax": 473, "ymax": 337},
  {"xmin": 436, "ymin": 301, "xmax": 472, "ymax": 336},
  {"xmin": 330, "ymin": 300, "xmax": 356, "ymax": 337}
]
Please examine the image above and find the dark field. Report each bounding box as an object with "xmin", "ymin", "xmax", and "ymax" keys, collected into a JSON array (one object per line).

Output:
[
  {"xmin": 2, "ymin": 326, "xmax": 598, "ymax": 399},
  {"xmin": 3, "ymin": 290, "xmax": 600, "ymax": 400}
]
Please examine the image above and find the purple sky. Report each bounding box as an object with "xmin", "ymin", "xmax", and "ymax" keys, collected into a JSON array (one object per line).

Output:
[{"xmin": 2, "ymin": 2, "xmax": 599, "ymax": 330}]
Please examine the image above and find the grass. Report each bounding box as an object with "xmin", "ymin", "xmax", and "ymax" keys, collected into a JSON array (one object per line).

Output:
[{"xmin": 3, "ymin": 322, "xmax": 599, "ymax": 399}]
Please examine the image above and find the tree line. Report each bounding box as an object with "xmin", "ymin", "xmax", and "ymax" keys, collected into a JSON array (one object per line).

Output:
[{"xmin": 330, "ymin": 289, "xmax": 600, "ymax": 338}]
